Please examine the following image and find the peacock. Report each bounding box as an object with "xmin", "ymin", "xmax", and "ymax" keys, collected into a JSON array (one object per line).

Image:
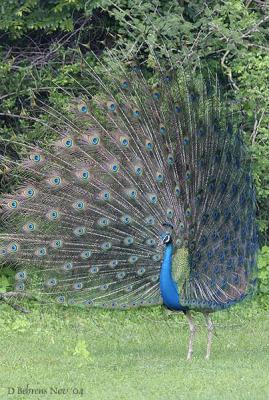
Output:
[{"xmin": 0, "ymin": 54, "xmax": 259, "ymax": 360}]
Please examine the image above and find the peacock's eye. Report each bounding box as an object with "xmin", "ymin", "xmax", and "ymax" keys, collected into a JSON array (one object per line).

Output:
[
  {"xmin": 82, "ymin": 170, "xmax": 90, "ymax": 180},
  {"xmin": 152, "ymin": 91, "xmax": 160, "ymax": 100},
  {"xmin": 10, "ymin": 243, "xmax": 19, "ymax": 252},
  {"xmin": 111, "ymin": 163, "xmax": 119, "ymax": 173},
  {"xmin": 10, "ymin": 200, "xmax": 18, "ymax": 209},
  {"xmin": 121, "ymin": 80, "xmax": 129, "ymax": 89},
  {"xmin": 132, "ymin": 109, "xmax": 140, "ymax": 118},
  {"xmin": 145, "ymin": 140, "xmax": 153, "ymax": 151},
  {"xmin": 159, "ymin": 125, "xmax": 166, "ymax": 135},
  {"xmin": 31, "ymin": 153, "xmax": 42, "ymax": 162},
  {"xmin": 107, "ymin": 101, "xmax": 117, "ymax": 112},
  {"xmin": 51, "ymin": 176, "xmax": 61, "ymax": 186},
  {"xmin": 167, "ymin": 154, "xmax": 174, "ymax": 165},
  {"xmin": 50, "ymin": 210, "xmax": 59, "ymax": 220},
  {"xmin": 26, "ymin": 188, "xmax": 35, "ymax": 197},
  {"xmin": 78, "ymin": 102, "xmax": 88, "ymax": 113},
  {"xmin": 135, "ymin": 166, "xmax": 143, "ymax": 176},
  {"xmin": 183, "ymin": 137, "xmax": 190, "ymax": 145},
  {"xmin": 164, "ymin": 75, "xmax": 172, "ymax": 83},
  {"xmin": 120, "ymin": 136, "xmax": 129, "ymax": 147},
  {"xmin": 91, "ymin": 136, "xmax": 100, "ymax": 145}
]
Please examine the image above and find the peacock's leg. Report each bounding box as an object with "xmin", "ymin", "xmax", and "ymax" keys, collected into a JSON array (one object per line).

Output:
[
  {"xmin": 203, "ymin": 312, "xmax": 214, "ymax": 360},
  {"xmin": 185, "ymin": 311, "xmax": 196, "ymax": 361}
]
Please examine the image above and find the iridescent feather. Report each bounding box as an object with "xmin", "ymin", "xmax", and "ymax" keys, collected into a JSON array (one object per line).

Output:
[{"xmin": 0, "ymin": 56, "xmax": 258, "ymax": 314}]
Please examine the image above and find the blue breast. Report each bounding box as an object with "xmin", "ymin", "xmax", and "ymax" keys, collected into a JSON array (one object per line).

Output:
[{"xmin": 159, "ymin": 242, "xmax": 188, "ymax": 311}]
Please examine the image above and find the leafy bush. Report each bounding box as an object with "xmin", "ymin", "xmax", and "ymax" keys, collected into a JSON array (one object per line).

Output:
[{"xmin": 255, "ymin": 246, "xmax": 269, "ymax": 309}]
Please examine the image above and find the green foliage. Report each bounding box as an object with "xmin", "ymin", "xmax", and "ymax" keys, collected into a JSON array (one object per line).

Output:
[
  {"xmin": 72, "ymin": 339, "xmax": 92, "ymax": 361},
  {"xmin": 0, "ymin": 266, "xmax": 14, "ymax": 293},
  {"xmin": 0, "ymin": 0, "xmax": 98, "ymax": 38},
  {"xmin": 255, "ymin": 246, "xmax": 269, "ymax": 309}
]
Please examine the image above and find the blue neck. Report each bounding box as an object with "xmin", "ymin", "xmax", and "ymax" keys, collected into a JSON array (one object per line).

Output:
[{"xmin": 160, "ymin": 242, "xmax": 187, "ymax": 311}]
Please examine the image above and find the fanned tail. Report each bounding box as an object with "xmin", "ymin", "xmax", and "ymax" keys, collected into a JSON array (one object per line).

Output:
[{"xmin": 0, "ymin": 53, "xmax": 258, "ymax": 310}]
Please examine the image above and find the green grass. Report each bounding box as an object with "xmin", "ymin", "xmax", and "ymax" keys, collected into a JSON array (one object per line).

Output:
[{"xmin": 0, "ymin": 302, "xmax": 268, "ymax": 400}]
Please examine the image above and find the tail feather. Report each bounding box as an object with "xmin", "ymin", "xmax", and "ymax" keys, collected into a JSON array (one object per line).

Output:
[{"xmin": 0, "ymin": 54, "xmax": 258, "ymax": 309}]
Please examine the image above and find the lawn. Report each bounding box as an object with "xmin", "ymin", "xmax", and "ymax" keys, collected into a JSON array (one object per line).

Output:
[{"xmin": 0, "ymin": 302, "xmax": 268, "ymax": 400}]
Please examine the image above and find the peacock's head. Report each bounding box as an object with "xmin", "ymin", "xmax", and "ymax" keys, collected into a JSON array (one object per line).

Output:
[
  {"xmin": 160, "ymin": 222, "xmax": 174, "ymax": 245},
  {"xmin": 161, "ymin": 233, "xmax": 172, "ymax": 244}
]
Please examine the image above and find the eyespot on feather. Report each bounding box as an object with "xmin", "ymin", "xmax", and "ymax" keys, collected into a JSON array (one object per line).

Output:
[
  {"xmin": 35, "ymin": 247, "xmax": 47, "ymax": 257},
  {"xmin": 23, "ymin": 187, "xmax": 37, "ymax": 199},
  {"xmin": 121, "ymin": 214, "xmax": 132, "ymax": 225},
  {"xmin": 156, "ymin": 172, "xmax": 164, "ymax": 183},
  {"xmin": 23, "ymin": 222, "xmax": 37, "ymax": 233},
  {"xmin": 73, "ymin": 226, "xmax": 86, "ymax": 236},
  {"xmin": 46, "ymin": 209, "xmax": 61, "ymax": 221},
  {"xmin": 77, "ymin": 101, "xmax": 88, "ymax": 113},
  {"xmin": 75, "ymin": 168, "xmax": 91, "ymax": 181},
  {"xmin": 62, "ymin": 137, "xmax": 74, "ymax": 148},
  {"xmin": 146, "ymin": 238, "xmax": 156, "ymax": 247},
  {"xmin": 57, "ymin": 295, "xmax": 65, "ymax": 303},
  {"xmin": 7, "ymin": 200, "xmax": 19, "ymax": 210},
  {"xmin": 109, "ymin": 162, "xmax": 119, "ymax": 173},
  {"xmin": 101, "ymin": 241, "xmax": 112, "ymax": 251},
  {"xmin": 151, "ymin": 83, "xmax": 161, "ymax": 100},
  {"xmin": 128, "ymin": 255, "xmax": 138, "ymax": 264},
  {"xmin": 100, "ymin": 190, "xmax": 111, "ymax": 201},
  {"xmin": 8, "ymin": 243, "xmax": 20, "ymax": 253},
  {"xmin": 123, "ymin": 236, "xmax": 134, "ymax": 246},
  {"xmin": 50, "ymin": 239, "xmax": 63, "ymax": 249},
  {"xmin": 107, "ymin": 101, "xmax": 117, "ymax": 112},
  {"xmin": 80, "ymin": 250, "xmax": 92, "ymax": 259},
  {"xmin": 145, "ymin": 216, "xmax": 155, "ymax": 225},
  {"xmin": 120, "ymin": 80, "xmax": 129, "ymax": 89},
  {"xmin": 167, "ymin": 154, "xmax": 174, "ymax": 166},
  {"xmin": 134, "ymin": 165, "xmax": 143, "ymax": 176},
  {"xmin": 46, "ymin": 277, "xmax": 57, "ymax": 287},
  {"xmin": 87, "ymin": 134, "xmax": 100, "ymax": 146},
  {"xmin": 30, "ymin": 153, "xmax": 43, "ymax": 163},
  {"xmin": 127, "ymin": 60, "xmax": 141, "ymax": 72},
  {"xmin": 166, "ymin": 208, "xmax": 174, "ymax": 218},
  {"xmin": 15, "ymin": 282, "xmax": 25, "ymax": 291},
  {"xmin": 132, "ymin": 108, "xmax": 140, "ymax": 118},
  {"xmin": 0, "ymin": 247, "xmax": 7, "ymax": 257},
  {"xmin": 63, "ymin": 261, "xmax": 73, "ymax": 271},
  {"xmin": 73, "ymin": 200, "xmax": 86, "ymax": 211},
  {"xmin": 147, "ymin": 193, "xmax": 158, "ymax": 204},
  {"xmin": 119, "ymin": 135, "xmax": 129, "ymax": 147},
  {"xmin": 48, "ymin": 175, "xmax": 62, "ymax": 187},
  {"xmin": 159, "ymin": 124, "xmax": 166, "ymax": 135},
  {"xmin": 109, "ymin": 260, "xmax": 118, "ymax": 268},
  {"xmin": 137, "ymin": 267, "xmax": 146, "ymax": 276},
  {"xmin": 98, "ymin": 217, "xmax": 110, "ymax": 227},
  {"xmin": 15, "ymin": 271, "xmax": 27, "ymax": 280},
  {"xmin": 116, "ymin": 271, "xmax": 126, "ymax": 279},
  {"xmin": 163, "ymin": 74, "xmax": 172, "ymax": 83},
  {"xmin": 145, "ymin": 140, "xmax": 154, "ymax": 151},
  {"xmin": 126, "ymin": 188, "xmax": 138, "ymax": 200}
]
